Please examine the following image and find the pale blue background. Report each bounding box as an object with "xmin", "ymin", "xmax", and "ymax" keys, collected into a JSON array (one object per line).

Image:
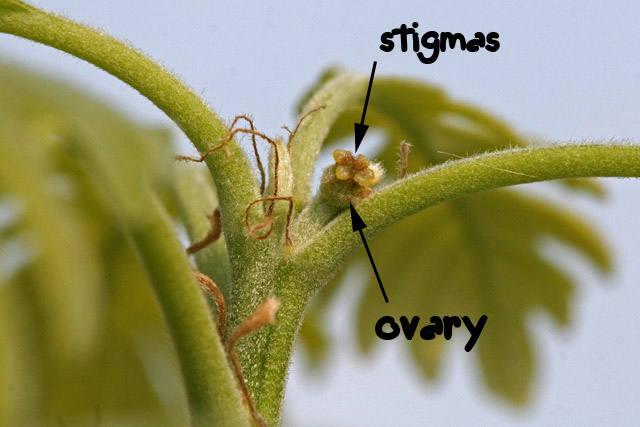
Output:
[{"xmin": 2, "ymin": 1, "xmax": 640, "ymax": 425}]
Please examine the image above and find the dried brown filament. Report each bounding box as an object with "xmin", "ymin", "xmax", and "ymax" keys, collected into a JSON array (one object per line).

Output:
[
  {"xmin": 174, "ymin": 139, "xmax": 231, "ymax": 162},
  {"xmin": 228, "ymin": 115, "xmax": 266, "ymax": 195},
  {"xmin": 398, "ymin": 141, "xmax": 411, "ymax": 179},
  {"xmin": 226, "ymin": 129, "xmax": 280, "ymax": 198},
  {"xmin": 247, "ymin": 215, "xmax": 275, "ymax": 240},
  {"xmin": 245, "ymin": 196, "xmax": 294, "ymax": 246},
  {"xmin": 173, "ymin": 119, "xmax": 277, "ymax": 197},
  {"xmin": 193, "ymin": 270, "xmax": 227, "ymax": 338},
  {"xmin": 286, "ymin": 105, "xmax": 327, "ymax": 151},
  {"xmin": 186, "ymin": 208, "xmax": 222, "ymax": 255},
  {"xmin": 228, "ymin": 297, "xmax": 281, "ymax": 427}
]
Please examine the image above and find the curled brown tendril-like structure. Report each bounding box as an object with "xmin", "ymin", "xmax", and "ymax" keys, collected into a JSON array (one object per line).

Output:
[
  {"xmin": 177, "ymin": 110, "xmax": 329, "ymax": 249},
  {"xmin": 186, "ymin": 208, "xmax": 222, "ymax": 255},
  {"xmin": 284, "ymin": 105, "xmax": 326, "ymax": 152},
  {"xmin": 193, "ymin": 270, "xmax": 227, "ymax": 338},
  {"xmin": 229, "ymin": 116, "xmax": 266, "ymax": 194},
  {"xmin": 245, "ymin": 196, "xmax": 293, "ymax": 246},
  {"xmin": 173, "ymin": 120, "xmax": 277, "ymax": 198}
]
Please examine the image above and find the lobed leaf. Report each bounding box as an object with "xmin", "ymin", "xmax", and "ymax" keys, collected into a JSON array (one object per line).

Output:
[
  {"xmin": 298, "ymin": 69, "xmax": 609, "ymax": 404},
  {"xmin": 0, "ymin": 62, "xmax": 188, "ymax": 425}
]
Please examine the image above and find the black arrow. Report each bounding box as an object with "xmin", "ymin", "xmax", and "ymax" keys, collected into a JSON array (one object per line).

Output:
[
  {"xmin": 349, "ymin": 203, "xmax": 389, "ymax": 303},
  {"xmin": 354, "ymin": 61, "xmax": 377, "ymax": 152}
]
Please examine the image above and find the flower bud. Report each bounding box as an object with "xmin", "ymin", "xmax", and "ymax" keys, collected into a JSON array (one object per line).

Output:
[{"xmin": 320, "ymin": 149, "xmax": 384, "ymax": 207}]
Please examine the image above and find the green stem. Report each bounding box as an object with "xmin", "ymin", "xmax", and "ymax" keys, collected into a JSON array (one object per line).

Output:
[
  {"xmin": 0, "ymin": 1, "xmax": 260, "ymax": 252},
  {"xmin": 1, "ymin": 6, "xmax": 267, "ymax": 422},
  {"xmin": 294, "ymin": 144, "xmax": 640, "ymax": 281},
  {"xmin": 128, "ymin": 197, "xmax": 250, "ymax": 427},
  {"xmin": 252, "ymin": 271, "xmax": 313, "ymax": 425},
  {"xmin": 235, "ymin": 143, "xmax": 640, "ymax": 423},
  {"xmin": 289, "ymin": 192, "xmax": 342, "ymax": 245}
]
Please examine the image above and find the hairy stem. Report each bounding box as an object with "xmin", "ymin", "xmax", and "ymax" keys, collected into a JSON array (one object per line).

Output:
[
  {"xmin": 128, "ymin": 198, "xmax": 249, "ymax": 427},
  {"xmin": 224, "ymin": 143, "xmax": 640, "ymax": 424},
  {"xmin": 0, "ymin": 6, "xmax": 269, "ymax": 423},
  {"xmin": 295, "ymin": 144, "xmax": 640, "ymax": 280},
  {"xmin": 0, "ymin": 1, "xmax": 260, "ymax": 252}
]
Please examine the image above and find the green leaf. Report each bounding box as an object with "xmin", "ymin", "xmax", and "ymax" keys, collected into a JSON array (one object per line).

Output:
[
  {"xmin": 298, "ymin": 69, "xmax": 609, "ymax": 404},
  {"xmin": 0, "ymin": 1, "xmax": 262, "ymax": 272},
  {"xmin": 170, "ymin": 162, "xmax": 232, "ymax": 299},
  {"xmin": 357, "ymin": 190, "xmax": 609, "ymax": 403},
  {"xmin": 0, "ymin": 61, "xmax": 188, "ymax": 424}
]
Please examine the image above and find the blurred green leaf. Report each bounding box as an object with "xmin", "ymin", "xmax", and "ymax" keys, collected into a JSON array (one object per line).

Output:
[
  {"xmin": 0, "ymin": 61, "xmax": 188, "ymax": 425},
  {"xmin": 298, "ymin": 69, "xmax": 609, "ymax": 404},
  {"xmin": 170, "ymin": 162, "xmax": 232, "ymax": 300}
]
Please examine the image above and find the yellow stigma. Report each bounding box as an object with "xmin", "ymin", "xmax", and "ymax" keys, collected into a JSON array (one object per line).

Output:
[
  {"xmin": 331, "ymin": 149, "xmax": 384, "ymax": 188},
  {"xmin": 335, "ymin": 165, "xmax": 353, "ymax": 180},
  {"xmin": 332, "ymin": 149, "xmax": 352, "ymax": 165},
  {"xmin": 353, "ymin": 154, "xmax": 370, "ymax": 170}
]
